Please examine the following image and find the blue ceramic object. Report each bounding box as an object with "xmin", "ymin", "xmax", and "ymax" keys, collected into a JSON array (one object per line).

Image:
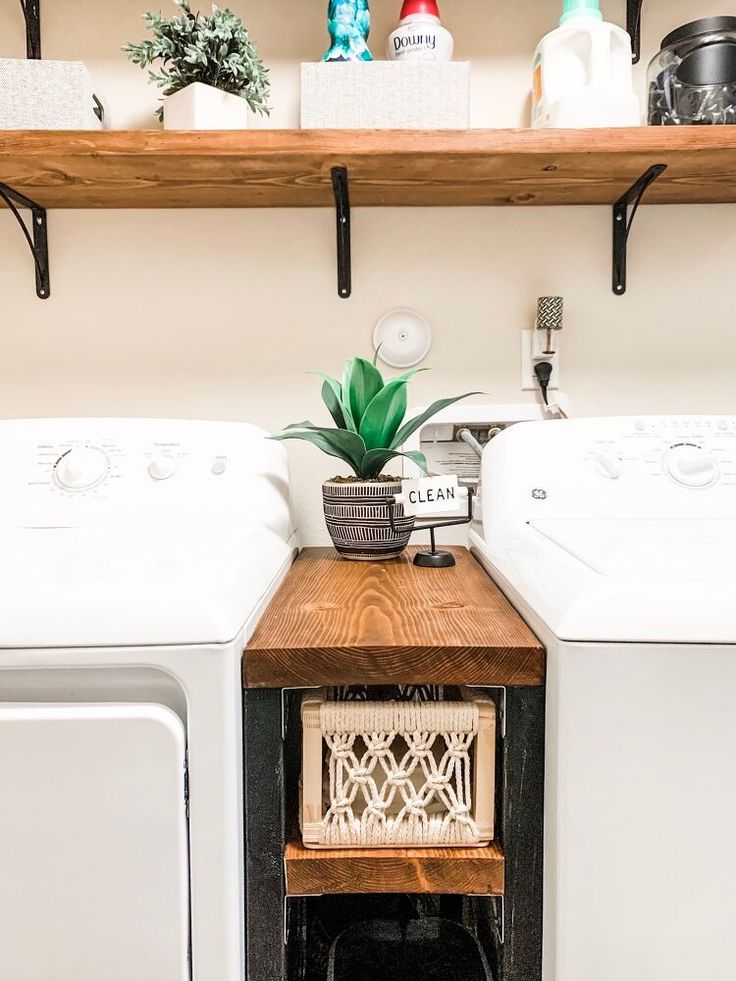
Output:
[{"xmin": 323, "ymin": 1, "xmax": 372, "ymax": 62}]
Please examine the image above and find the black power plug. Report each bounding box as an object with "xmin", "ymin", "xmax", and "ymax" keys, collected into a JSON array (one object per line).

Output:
[{"xmin": 534, "ymin": 361, "xmax": 554, "ymax": 407}]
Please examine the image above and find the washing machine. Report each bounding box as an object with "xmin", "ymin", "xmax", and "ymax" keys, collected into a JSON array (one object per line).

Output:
[
  {"xmin": 0, "ymin": 419, "xmax": 296, "ymax": 981},
  {"xmin": 469, "ymin": 416, "xmax": 736, "ymax": 981}
]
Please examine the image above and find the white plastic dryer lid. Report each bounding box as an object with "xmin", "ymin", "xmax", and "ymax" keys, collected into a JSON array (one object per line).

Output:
[
  {"xmin": 0, "ymin": 419, "xmax": 296, "ymax": 648},
  {"xmin": 472, "ymin": 416, "xmax": 736, "ymax": 644}
]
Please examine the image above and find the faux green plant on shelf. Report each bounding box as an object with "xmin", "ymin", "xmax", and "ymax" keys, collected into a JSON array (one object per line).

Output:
[
  {"xmin": 123, "ymin": 0, "xmax": 270, "ymax": 129},
  {"xmin": 273, "ymin": 354, "xmax": 476, "ymax": 561}
]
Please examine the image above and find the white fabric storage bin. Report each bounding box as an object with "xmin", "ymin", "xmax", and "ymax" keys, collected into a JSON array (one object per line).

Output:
[
  {"xmin": 0, "ymin": 59, "xmax": 102, "ymax": 129},
  {"xmin": 301, "ymin": 686, "xmax": 495, "ymax": 848},
  {"xmin": 301, "ymin": 61, "xmax": 470, "ymax": 129}
]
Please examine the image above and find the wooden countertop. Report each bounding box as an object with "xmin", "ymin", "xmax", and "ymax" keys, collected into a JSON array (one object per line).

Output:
[{"xmin": 244, "ymin": 547, "xmax": 544, "ymax": 688}]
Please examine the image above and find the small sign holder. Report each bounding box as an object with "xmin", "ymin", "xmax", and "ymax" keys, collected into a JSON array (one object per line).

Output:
[{"xmin": 390, "ymin": 486, "xmax": 475, "ymax": 568}]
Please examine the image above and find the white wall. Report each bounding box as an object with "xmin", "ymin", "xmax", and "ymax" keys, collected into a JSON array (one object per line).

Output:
[{"xmin": 1, "ymin": 0, "xmax": 734, "ymax": 545}]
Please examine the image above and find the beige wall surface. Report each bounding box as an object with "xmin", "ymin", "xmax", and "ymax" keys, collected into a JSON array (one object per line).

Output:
[{"xmin": 0, "ymin": 0, "xmax": 734, "ymax": 545}]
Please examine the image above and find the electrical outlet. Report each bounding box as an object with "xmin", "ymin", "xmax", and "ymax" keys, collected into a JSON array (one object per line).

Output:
[{"xmin": 521, "ymin": 328, "xmax": 561, "ymax": 392}]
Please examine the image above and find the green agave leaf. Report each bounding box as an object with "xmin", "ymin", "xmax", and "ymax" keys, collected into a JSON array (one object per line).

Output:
[
  {"xmin": 310, "ymin": 372, "xmax": 356, "ymax": 432},
  {"xmin": 284, "ymin": 419, "xmax": 316, "ymax": 429},
  {"xmin": 359, "ymin": 378, "xmax": 408, "ymax": 451},
  {"xmin": 320, "ymin": 379, "xmax": 347, "ymax": 429},
  {"xmin": 393, "ymin": 367, "xmax": 428, "ymax": 383},
  {"xmin": 361, "ymin": 448, "xmax": 430, "ymax": 480},
  {"xmin": 343, "ymin": 357, "xmax": 384, "ymax": 428},
  {"xmin": 390, "ymin": 392, "xmax": 482, "ymax": 450},
  {"xmin": 372, "ymin": 344, "xmax": 382, "ymax": 367},
  {"xmin": 271, "ymin": 427, "xmax": 366, "ymax": 475},
  {"xmin": 399, "ymin": 449, "xmax": 431, "ymax": 474}
]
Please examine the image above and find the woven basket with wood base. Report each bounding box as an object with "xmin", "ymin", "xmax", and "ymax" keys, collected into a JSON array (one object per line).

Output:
[{"xmin": 301, "ymin": 687, "xmax": 496, "ymax": 848}]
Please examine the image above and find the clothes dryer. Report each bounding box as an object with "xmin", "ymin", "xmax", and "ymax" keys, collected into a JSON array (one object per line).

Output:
[{"xmin": 0, "ymin": 418, "xmax": 296, "ymax": 981}]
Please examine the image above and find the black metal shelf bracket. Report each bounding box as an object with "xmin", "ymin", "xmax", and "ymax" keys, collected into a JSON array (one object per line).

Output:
[
  {"xmin": 19, "ymin": 0, "xmax": 41, "ymax": 59},
  {"xmin": 0, "ymin": 183, "xmax": 50, "ymax": 299},
  {"xmin": 331, "ymin": 166, "xmax": 351, "ymax": 299},
  {"xmin": 612, "ymin": 163, "xmax": 666, "ymax": 296},
  {"xmin": 627, "ymin": 0, "xmax": 643, "ymax": 64}
]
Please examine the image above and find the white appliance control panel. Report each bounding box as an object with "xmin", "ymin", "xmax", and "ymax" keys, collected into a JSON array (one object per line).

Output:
[
  {"xmin": 39, "ymin": 435, "xmax": 196, "ymax": 495},
  {"xmin": 584, "ymin": 417, "xmax": 734, "ymax": 489},
  {"xmin": 1, "ymin": 419, "xmax": 292, "ymax": 538},
  {"xmin": 480, "ymin": 416, "xmax": 736, "ymax": 528}
]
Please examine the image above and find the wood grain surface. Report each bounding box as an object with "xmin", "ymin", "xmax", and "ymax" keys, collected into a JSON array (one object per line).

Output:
[
  {"xmin": 2, "ymin": 128, "xmax": 736, "ymax": 208},
  {"xmin": 285, "ymin": 841, "xmax": 505, "ymax": 896},
  {"xmin": 244, "ymin": 547, "xmax": 543, "ymax": 688}
]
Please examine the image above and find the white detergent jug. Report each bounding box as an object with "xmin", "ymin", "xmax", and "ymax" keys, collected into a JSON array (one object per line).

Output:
[{"xmin": 532, "ymin": 0, "xmax": 640, "ymax": 128}]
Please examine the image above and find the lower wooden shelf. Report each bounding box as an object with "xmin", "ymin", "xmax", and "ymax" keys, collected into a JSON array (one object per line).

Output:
[{"xmin": 284, "ymin": 840, "xmax": 505, "ymax": 897}]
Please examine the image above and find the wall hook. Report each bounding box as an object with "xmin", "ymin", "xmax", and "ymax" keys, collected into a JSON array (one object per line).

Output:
[
  {"xmin": 612, "ymin": 164, "xmax": 666, "ymax": 296},
  {"xmin": 331, "ymin": 166, "xmax": 351, "ymax": 299},
  {"xmin": 0, "ymin": 183, "xmax": 50, "ymax": 299},
  {"xmin": 627, "ymin": 0, "xmax": 643, "ymax": 64},
  {"xmin": 19, "ymin": 0, "xmax": 41, "ymax": 59}
]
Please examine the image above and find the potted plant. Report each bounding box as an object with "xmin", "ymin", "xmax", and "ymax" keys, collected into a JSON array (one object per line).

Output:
[
  {"xmin": 123, "ymin": 0, "xmax": 270, "ymax": 130},
  {"xmin": 273, "ymin": 355, "xmax": 476, "ymax": 561}
]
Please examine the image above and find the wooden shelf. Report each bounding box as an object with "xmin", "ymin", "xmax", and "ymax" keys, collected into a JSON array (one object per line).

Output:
[
  {"xmin": 244, "ymin": 547, "xmax": 544, "ymax": 689},
  {"xmin": 285, "ymin": 840, "xmax": 505, "ymax": 896},
  {"xmin": 3, "ymin": 127, "xmax": 736, "ymax": 209}
]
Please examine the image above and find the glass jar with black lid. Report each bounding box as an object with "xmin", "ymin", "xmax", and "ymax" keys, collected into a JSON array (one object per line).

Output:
[{"xmin": 648, "ymin": 17, "xmax": 736, "ymax": 124}]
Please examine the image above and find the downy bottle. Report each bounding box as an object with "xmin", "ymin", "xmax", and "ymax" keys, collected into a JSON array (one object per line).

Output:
[{"xmin": 387, "ymin": 0, "xmax": 454, "ymax": 63}]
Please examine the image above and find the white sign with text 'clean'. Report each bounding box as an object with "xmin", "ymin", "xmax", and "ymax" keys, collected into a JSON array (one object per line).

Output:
[{"xmin": 400, "ymin": 475, "xmax": 460, "ymax": 517}]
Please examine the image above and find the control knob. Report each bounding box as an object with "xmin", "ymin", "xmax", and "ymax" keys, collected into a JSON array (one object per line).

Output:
[
  {"xmin": 54, "ymin": 446, "xmax": 109, "ymax": 491},
  {"xmin": 148, "ymin": 454, "xmax": 177, "ymax": 481},
  {"xmin": 663, "ymin": 444, "xmax": 719, "ymax": 488},
  {"xmin": 593, "ymin": 452, "xmax": 623, "ymax": 480}
]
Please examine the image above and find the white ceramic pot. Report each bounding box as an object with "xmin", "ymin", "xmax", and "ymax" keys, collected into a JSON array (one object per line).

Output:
[{"xmin": 163, "ymin": 82, "xmax": 250, "ymax": 130}]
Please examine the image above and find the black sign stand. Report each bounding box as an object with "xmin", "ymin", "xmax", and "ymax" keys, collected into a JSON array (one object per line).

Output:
[{"xmin": 390, "ymin": 486, "xmax": 475, "ymax": 568}]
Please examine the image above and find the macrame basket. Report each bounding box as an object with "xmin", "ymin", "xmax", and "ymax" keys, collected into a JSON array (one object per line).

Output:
[{"xmin": 301, "ymin": 687, "xmax": 495, "ymax": 849}]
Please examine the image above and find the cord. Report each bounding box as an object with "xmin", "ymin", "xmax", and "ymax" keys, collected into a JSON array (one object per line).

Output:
[{"xmin": 534, "ymin": 361, "xmax": 568, "ymax": 419}]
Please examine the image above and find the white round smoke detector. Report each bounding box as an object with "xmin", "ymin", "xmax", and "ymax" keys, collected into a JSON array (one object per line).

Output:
[{"xmin": 373, "ymin": 309, "xmax": 432, "ymax": 369}]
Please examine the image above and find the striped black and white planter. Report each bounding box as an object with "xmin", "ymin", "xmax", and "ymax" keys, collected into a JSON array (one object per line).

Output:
[{"xmin": 322, "ymin": 479, "xmax": 415, "ymax": 561}]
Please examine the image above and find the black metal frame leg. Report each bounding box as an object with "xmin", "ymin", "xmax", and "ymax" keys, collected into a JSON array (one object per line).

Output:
[
  {"xmin": 498, "ymin": 685, "xmax": 546, "ymax": 981},
  {"xmin": 244, "ymin": 688, "xmax": 286, "ymax": 981}
]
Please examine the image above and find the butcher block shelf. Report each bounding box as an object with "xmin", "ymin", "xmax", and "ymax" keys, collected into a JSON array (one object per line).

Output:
[
  {"xmin": 3, "ymin": 128, "xmax": 736, "ymax": 209},
  {"xmin": 243, "ymin": 547, "xmax": 544, "ymax": 689},
  {"xmin": 285, "ymin": 840, "xmax": 505, "ymax": 897}
]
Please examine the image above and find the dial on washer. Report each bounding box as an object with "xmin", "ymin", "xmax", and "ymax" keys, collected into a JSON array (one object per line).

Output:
[
  {"xmin": 663, "ymin": 444, "xmax": 719, "ymax": 488},
  {"xmin": 54, "ymin": 446, "xmax": 110, "ymax": 490}
]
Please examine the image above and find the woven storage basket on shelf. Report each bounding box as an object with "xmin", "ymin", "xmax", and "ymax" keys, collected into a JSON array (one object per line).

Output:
[
  {"xmin": 0, "ymin": 59, "xmax": 101, "ymax": 130},
  {"xmin": 301, "ymin": 686, "xmax": 495, "ymax": 849},
  {"xmin": 301, "ymin": 61, "xmax": 470, "ymax": 130}
]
